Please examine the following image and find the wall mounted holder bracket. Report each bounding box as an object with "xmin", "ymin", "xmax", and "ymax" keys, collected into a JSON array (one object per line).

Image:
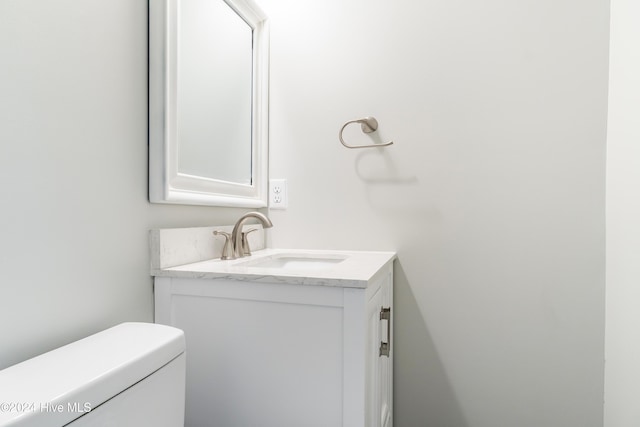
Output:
[{"xmin": 339, "ymin": 116, "xmax": 394, "ymax": 149}]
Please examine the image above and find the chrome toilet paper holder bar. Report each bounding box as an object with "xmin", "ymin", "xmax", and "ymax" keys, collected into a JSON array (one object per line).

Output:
[{"xmin": 339, "ymin": 116, "xmax": 394, "ymax": 149}]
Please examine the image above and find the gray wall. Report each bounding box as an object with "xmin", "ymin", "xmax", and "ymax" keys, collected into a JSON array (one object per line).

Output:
[
  {"xmin": 0, "ymin": 0, "xmax": 247, "ymax": 369},
  {"xmin": 604, "ymin": 0, "xmax": 640, "ymax": 425},
  {"xmin": 0, "ymin": 1, "xmax": 609, "ymax": 426},
  {"xmin": 261, "ymin": 0, "xmax": 608, "ymax": 426}
]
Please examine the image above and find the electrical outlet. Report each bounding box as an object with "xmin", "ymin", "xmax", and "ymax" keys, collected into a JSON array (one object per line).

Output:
[{"xmin": 269, "ymin": 179, "xmax": 288, "ymax": 209}]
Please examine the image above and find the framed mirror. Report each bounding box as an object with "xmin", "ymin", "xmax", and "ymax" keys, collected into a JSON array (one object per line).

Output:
[{"xmin": 149, "ymin": 0, "xmax": 269, "ymax": 207}]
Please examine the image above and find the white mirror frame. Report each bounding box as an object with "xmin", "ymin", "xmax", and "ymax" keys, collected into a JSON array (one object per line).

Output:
[{"xmin": 149, "ymin": 0, "xmax": 269, "ymax": 207}]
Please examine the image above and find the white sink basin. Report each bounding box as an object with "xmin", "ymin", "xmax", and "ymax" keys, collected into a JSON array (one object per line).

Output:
[{"xmin": 237, "ymin": 254, "xmax": 348, "ymax": 271}]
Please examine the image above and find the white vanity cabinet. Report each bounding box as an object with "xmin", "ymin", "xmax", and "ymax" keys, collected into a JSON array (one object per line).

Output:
[{"xmin": 153, "ymin": 250, "xmax": 394, "ymax": 427}]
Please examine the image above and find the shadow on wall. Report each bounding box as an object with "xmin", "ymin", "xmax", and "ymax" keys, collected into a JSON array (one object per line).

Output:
[
  {"xmin": 354, "ymin": 148, "xmax": 442, "ymax": 225},
  {"xmin": 355, "ymin": 147, "xmax": 417, "ymax": 185},
  {"xmin": 394, "ymin": 261, "xmax": 468, "ymax": 427}
]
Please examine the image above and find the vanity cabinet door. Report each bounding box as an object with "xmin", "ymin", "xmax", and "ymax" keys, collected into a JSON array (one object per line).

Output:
[
  {"xmin": 379, "ymin": 274, "xmax": 393, "ymax": 427},
  {"xmin": 365, "ymin": 271, "xmax": 393, "ymax": 427}
]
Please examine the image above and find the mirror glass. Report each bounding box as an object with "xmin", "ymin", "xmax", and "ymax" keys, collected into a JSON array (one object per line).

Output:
[
  {"xmin": 149, "ymin": 0, "xmax": 269, "ymax": 207},
  {"xmin": 178, "ymin": 0, "xmax": 252, "ymax": 184}
]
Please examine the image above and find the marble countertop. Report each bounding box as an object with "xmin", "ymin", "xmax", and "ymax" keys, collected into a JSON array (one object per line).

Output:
[{"xmin": 151, "ymin": 248, "xmax": 396, "ymax": 288}]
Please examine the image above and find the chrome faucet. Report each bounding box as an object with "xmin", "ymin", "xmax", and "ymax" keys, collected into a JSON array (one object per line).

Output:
[{"xmin": 230, "ymin": 212, "xmax": 273, "ymax": 258}]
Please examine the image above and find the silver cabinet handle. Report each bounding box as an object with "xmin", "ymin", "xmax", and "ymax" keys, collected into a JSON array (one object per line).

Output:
[{"xmin": 379, "ymin": 307, "xmax": 391, "ymax": 357}]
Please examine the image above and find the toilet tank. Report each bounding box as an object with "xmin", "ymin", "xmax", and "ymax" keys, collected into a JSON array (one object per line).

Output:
[{"xmin": 0, "ymin": 322, "xmax": 186, "ymax": 427}]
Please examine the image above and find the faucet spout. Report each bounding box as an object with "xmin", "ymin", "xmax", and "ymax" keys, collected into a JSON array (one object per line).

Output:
[{"xmin": 231, "ymin": 212, "xmax": 273, "ymax": 258}]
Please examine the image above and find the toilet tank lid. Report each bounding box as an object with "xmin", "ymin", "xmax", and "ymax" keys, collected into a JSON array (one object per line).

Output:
[{"xmin": 0, "ymin": 322, "xmax": 185, "ymax": 427}]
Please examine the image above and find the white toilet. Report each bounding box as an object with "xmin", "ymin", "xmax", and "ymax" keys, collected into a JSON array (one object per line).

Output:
[{"xmin": 0, "ymin": 322, "xmax": 186, "ymax": 427}]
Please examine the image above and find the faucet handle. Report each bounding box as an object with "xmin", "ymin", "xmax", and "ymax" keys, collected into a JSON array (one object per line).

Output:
[
  {"xmin": 240, "ymin": 228, "xmax": 259, "ymax": 256},
  {"xmin": 213, "ymin": 230, "xmax": 234, "ymax": 260}
]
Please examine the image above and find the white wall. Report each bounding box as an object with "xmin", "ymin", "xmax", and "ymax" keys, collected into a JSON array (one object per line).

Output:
[
  {"xmin": 0, "ymin": 0, "xmax": 248, "ymax": 370},
  {"xmin": 604, "ymin": 0, "xmax": 640, "ymax": 425},
  {"xmin": 261, "ymin": 0, "xmax": 609, "ymax": 425}
]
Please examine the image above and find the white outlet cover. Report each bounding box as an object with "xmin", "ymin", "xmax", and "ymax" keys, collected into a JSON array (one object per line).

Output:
[{"xmin": 269, "ymin": 179, "xmax": 288, "ymax": 209}]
